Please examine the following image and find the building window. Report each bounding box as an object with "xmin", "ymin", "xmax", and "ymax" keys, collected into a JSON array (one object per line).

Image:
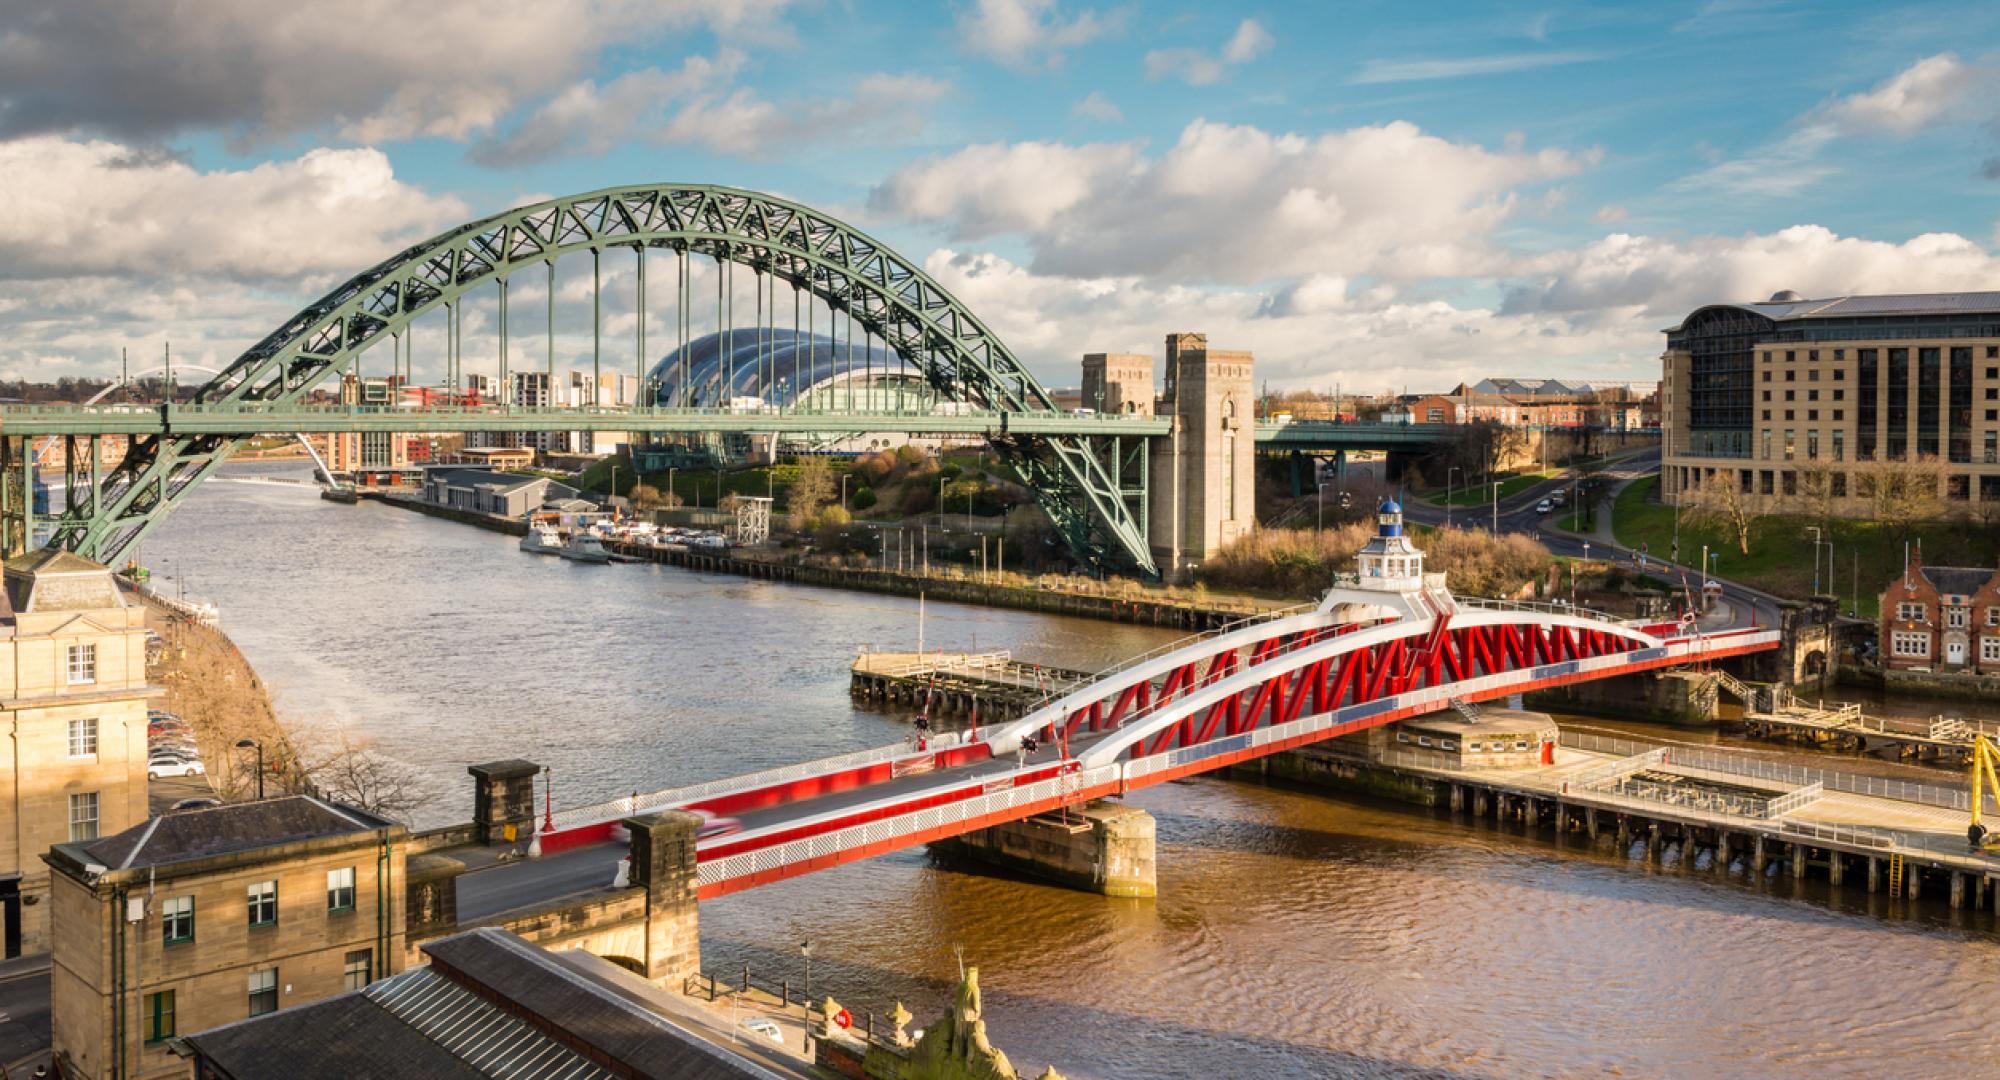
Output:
[
  {"xmin": 1833, "ymin": 409, "xmax": 1843, "ymax": 421},
  {"xmin": 163, "ymin": 895, "xmax": 194, "ymax": 945},
  {"xmin": 145, "ymin": 991, "xmax": 175, "ymax": 1043},
  {"xmin": 1808, "ymin": 350, "xmax": 1819, "ymax": 362},
  {"xmin": 1833, "ymin": 389, "xmax": 1844, "ymax": 400},
  {"xmin": 327, "ymin": 867, "xmax": 356, "ymax": 913},
  {"xmin": 1983, "ymin": 638, "xmax": 2000, "ymax": 664},
  {"xmin": 1808, "ymin": 410, "xmax": 1818, "ymax": 421},
  {"xmin": 1786, "ymin": 351, "xmax": 1796, "ymax": 362},
  {"xmin": 1949, "ymin": 607, "xmax": 1971, "ymax": 628},
  {"xmin": 1807, "ymin": 430, "xmax": 1820, "ymax": 460},
  {"xmin": 1783, "ymin": 430, "xmax": 1795, "ymax": 460},
  {"xmin": 1808, "ymin": 389, "xmax": 1820, "ymax": 401},
  {"xmin": 248, "ymin": 880, "xmax": 277, "ymax": 928},
  {"xmin": 1762, "ymin": 390, "xmax": 1772, "ymax": 401},
  {"xmin": 66, "ymin": 643, "xmax": 96, "ymax": 685},
  {"xmin": 1809, "ymin": 369, "xmax": 1820, "ymax": 382},
  {"xmin": 1786, "ymin": 390, "xmax": 1796, "ymax": 401},
  {"xmin": 1831, "ymin": 471, "xmax": 1846, "ymax": 497},
  {"xmin": 1785, "ymin": 369, "xmax": 1796, "ymax": 382},
  {"xmin": 1898, "ymin": 602, "xmax": 1926, "ymax": 621},
  {"xmin": 68, "ymin": 792, "xmax": 98, "ymax": 842},
  {"xmin": 1891, "ymin": 631, "xmax": 1930, "ymax": 658},
  {"xmin": 344, "ymin": 949, "xmax": 373, "ymax": 991},
  {"xmin": 248, "ymin": 969, "xmax": 279, "ymax": 1017},
  {"xmin": 1833, "ymin": 368, "xmax": 1844, "ymax": 381},
  {"xmin": 1989, "ymin": 607, "xmax": 2000, "ymax": 627},
  {"xmin": 1762, "ymin": 370, "xmax": 1771, "ymax": 382},
  {"xmin": 67, "ymin": 717, "xmax": 98, "ymax": 758}
]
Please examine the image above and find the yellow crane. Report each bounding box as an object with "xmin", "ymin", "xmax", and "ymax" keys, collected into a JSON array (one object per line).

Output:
[{"xmin": 1969, "ymin": 735, "xmax": 2000, "ymax": 852}]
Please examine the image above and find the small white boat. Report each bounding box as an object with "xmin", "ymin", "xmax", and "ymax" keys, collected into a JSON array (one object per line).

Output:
[
  {"xmin": 560, "ymin": 532, "xmax": 612, "ymax": 563},
  {"xmin": 520, "ymin": 524, "xmax": 564, "ymax": 555}
]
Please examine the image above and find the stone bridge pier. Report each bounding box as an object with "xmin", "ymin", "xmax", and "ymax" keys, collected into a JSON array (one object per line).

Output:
[{"xmin": 931, "ymin": 801, "xmax": 1157, "ymax": 898}]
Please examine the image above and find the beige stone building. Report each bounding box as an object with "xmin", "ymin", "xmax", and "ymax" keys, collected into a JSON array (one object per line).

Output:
[
  {"xmin": 1086, "ymin": 333, "xmax": 1255, "ymax": 579},
  {"xmin": 0, "ymin": 550, "xmax": 153, "ymax": 959},
  {"xmin": 1661, "ymin": 292, "xmax": 2000, "ymax": 512},
  {"xmin": 45, "ymin": 796, "xmax": 408, "ymax": 1079}
]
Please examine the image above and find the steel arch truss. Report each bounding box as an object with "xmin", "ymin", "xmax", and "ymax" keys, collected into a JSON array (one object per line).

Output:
[
  {"xmin": 994, "ymin": 610, "xmax": 1671, "ymax": 771},
  {"xmin": 46, "ymin": 185, "xmax": 1157, "ymax": 573}
]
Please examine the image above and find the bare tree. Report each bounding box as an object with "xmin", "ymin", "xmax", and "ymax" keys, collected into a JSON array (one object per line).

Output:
[
  {"xmin": 787, "ymin": 457, "xmax": 835, "ymax": 530},
  {"xmin": 628, "ymin": 482, "xmax": 681, "ymax": 510},
  {"xmin": 288, "ymin": 721, "xmax": 427, "ymax": 819},
  {"xmin": 1685, "ymin": 470, "xmax": 1757, "ymax": 556},
  {"xmin": 1859, "ymin": 455, "xmax": 1944, "ymax": 545},
  {"xmin": 1788, "ymin": 458, "xmax": 1841, "ymax": 533}
]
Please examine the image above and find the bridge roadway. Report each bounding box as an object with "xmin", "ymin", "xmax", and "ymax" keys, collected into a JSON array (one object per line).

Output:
[
  {"xmin": 457, "ymin": 735, "xmax": 1083, "ymax": 923},
  {"xmin": 0, "ymin": 401, "xmax": 1449, "ymax": 450},
  {"xmin": 450, "ymin": 607, "xmax": 1778, "ymax": 920}
]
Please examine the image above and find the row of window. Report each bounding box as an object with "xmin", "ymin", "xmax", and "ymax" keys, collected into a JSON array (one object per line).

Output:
[
  {"xmin": 1673, "ymin": 466, "xmax": 2000, "ymax": 502},
  {"xmin": 1887, "ymin": 632, "xmax": 2000, "ymax": 663},
  {"xmin": 161, "ymin": 868, "xmax": 359, "ymax": 947},
  {"xmin": 1760, "ymin": 428, "xmax": 2000, "ymax": 462},
  {"xmin": 1395, "ymin": 731, "xmax": 1537, "ymax": 753},
  {"xmin": 144, "ymin": 951, "xmax": 373, "ymax": 1043},
  {"xmin": 1893, "ymin": 602, "xmax": 2000, "ymax": 627},
  {"xmin": 1763, "ymin": 347, "xmax": 2000, "ymax": 364}
]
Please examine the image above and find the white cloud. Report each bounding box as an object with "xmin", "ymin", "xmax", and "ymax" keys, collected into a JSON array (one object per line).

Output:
[
  {"xmin": 468, "ymin": 53, "xmax": 749, "ymax": 166},
  {"xmin": 657, "ymin": 73, "xmax": 952, "ymax": 158},
  {"xmin": 471, "ymin": 59, "xmax": 949, "ymax": 164},
  {"xmin": 1145, "ymin": 19, "xmax": 1273, "ymax": 86},
  {"xmin": 1072, "ymin": 92, "xmax": 1123, "ymax": 122},
  {"xmin": 0, "ymin": 136, "xmax": 466, "ymax": 283},
  {"xmin": 0, "ymin": 0, "xmax": 794, "ymax": 145},
  {"xmin": 922, "ymin": 248, "xmax": 1654, "ymax": 394},
  {"xmin": 1815, "ymin": 53, "xmax": 1987, "ymax": 136},
  {"xmin": 958, "ymin": 0, "xmax": 1126, "ymax": 68},
  {"xmin": 1592, "ymin": 205, "xmax": 1628, "ymax": 224},
  {"xmin": 870, "ymin": 140, "xmax": 1142, "ymax": 238},
  {"xmin": 873, "ymin": 119, "xmax": 1589, "ymax": 285},
  {"xmin": 1223, "ymin": 20, "xmax": 1276, "ymax": 64},
  {"xmin": 1349, "ymin": 50, "xmax": 1603, "ymax": 85},
  {"xmin": 1504, "ymin": 225, "xmax": 2000, "ymax": 322},
  {"xmin": 1671, "ymin": 124, "xmax": 1837, "ymax": 197}
]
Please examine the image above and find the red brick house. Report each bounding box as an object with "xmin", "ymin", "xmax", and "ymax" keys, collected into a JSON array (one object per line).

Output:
[{"xmin": 1878, "ymin": 555, "xmax": 2000, "ymax": 673}]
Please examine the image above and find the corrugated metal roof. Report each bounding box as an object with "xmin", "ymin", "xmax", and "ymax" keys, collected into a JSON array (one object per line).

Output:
[
  {"xmin": 1737, "ymin": 292, "xmax": 2000, "ymax": 320},
  {"xmin": 367, "ymin": 966, "xmax": 615, "ymax": 1079}
]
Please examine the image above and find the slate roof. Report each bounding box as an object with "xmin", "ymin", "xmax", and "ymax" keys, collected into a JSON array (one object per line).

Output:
[
  {"xmin": 183, "ymin": 928, "xmax": 788, "ymax": 1080},
  {"xmin": 1918, "ymin": 566, "xmax": 2000, "ymax": 598},
  {"xmin": 78, "ymin": 796, "xmax": 392, "ymax": 872},
  {"xmin": 3, "ymin": 548, "xmax": 125, "ymax": 614}
]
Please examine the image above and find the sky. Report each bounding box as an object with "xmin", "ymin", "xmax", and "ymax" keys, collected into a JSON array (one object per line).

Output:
[{"xmin": 3, "ymin": 0, "xmax": 2000, "ymax": 396}]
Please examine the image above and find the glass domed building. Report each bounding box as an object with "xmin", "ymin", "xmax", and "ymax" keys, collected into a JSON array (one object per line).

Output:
[{"xmin": 648, "ymin": 329, "xmax": 936, "ymax": 411}]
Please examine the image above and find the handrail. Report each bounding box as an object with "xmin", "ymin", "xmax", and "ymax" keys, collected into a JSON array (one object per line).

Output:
[
  {"xmin": 1556, "ymin": 731, "xmax": 1990, "ymax": 813},
  {"xmin": 1453, "ymin": 595, "xmax": 1635, "ymax": 626}
]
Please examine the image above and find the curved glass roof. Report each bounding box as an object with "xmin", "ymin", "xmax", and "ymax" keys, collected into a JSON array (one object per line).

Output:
[{"xmin": 647, "ymin": 329, "xmax": 922, "ymax": 407}]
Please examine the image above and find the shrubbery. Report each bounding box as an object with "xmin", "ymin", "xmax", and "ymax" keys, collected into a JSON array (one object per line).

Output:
[{"xmin": 1199, "ymin": 523, "xmax": 1551, "ymax": 601}]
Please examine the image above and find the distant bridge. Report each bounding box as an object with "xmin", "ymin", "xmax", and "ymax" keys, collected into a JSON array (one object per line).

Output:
[{"xmin": 0, "ymin": 182, "xmax": 1451, "ymax": 573}]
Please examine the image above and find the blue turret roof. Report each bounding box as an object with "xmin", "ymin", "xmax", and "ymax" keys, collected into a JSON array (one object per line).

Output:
[{"xmin": 1379, "ymin": 497, "xmax": 1401, "ymax": 514}]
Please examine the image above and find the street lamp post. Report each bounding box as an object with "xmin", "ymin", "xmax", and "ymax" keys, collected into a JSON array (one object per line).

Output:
[
  {"xmin": 800, "ymin": 940, "xmax": 814, "ymax": 1050},
  {"xmin": 1446, "ymin": 466, "xmax": 1462, "ymax": 529},
  {"xmin": 234, "ymin": 738, "xmax": 264, "ymax": 800},
  {"xmin": 668, "ymin": 466, "xmax": 678, "ymax": 507},
  {"xmin": 1317, "ymin": 480, "xmax": 1331, "ymax": 531},
  {"xmin": 1491, "ymin": 481, "xmax": 1500, "ymax": 535},
  {"xmin": 1806, "ymin": 526, "xmax": 1823, "ymax": 593},
  {"xmin": 840, "ymin": 473, "xmax": 850, "ymax": 511}
]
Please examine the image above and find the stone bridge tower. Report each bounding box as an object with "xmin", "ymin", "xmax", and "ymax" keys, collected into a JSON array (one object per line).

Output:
[{"xmin": 1143, "ymin": 332, "xmax": 1255, "ymax": 580}]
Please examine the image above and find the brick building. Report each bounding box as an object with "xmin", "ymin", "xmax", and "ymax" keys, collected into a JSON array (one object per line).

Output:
[{"xmin": 1877, "ymin": 555, "xmax": 2000, "ymax": 672}]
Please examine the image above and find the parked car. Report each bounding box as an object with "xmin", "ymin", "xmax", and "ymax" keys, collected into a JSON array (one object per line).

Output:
[
  {"xmin": 738, "ymin": 1018, "xmax": 784, "ymax": 1044},
  {"xmin": 148, "ymin": 757, "xmax": 206, "ymax": 779}
]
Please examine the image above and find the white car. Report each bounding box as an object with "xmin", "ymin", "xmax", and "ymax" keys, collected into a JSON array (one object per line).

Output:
[
  {"xmin": 738, "ymin": 1017, "xmax": 784, "ymax": 1044},
  {"xmin": 1535, "ymin": 499, "xmax": 1554, "ymax": 514},
  {"xmin": 148, "ymin": 757, "xmax": 206, "ymax": 778}
]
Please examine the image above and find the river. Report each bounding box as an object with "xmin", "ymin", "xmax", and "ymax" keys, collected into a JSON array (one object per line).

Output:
[{"xmin": 144, "ymin": 466, "xmax": 2000, "ymax": 1079}]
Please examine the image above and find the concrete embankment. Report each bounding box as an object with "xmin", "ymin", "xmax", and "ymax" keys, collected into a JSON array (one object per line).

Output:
[{"xmin": 357, "ymin": 488, "xmax": 1274, "ymax": 629}]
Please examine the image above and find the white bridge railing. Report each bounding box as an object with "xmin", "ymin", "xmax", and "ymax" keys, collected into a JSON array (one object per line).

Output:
[{"xmin": 696, "ymin": 764, "xmax": 1122, "ymax": 888}]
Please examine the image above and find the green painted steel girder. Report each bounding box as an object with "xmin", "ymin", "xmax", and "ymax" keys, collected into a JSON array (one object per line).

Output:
[
  {"xmin": 0, "ymin": 404, "xmax": 1170, "ymax": 438},
  {"xmin": 38, "ymin": 184, "xmax": 1160, "ymax": 572}
]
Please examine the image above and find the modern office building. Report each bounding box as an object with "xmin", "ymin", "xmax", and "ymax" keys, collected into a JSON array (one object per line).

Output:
[{"xmin": 1661, "ymin": 292, "xmax": 2000, "ymax": 510}]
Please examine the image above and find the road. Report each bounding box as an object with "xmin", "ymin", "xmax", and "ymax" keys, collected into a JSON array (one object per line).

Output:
[
  {"xmin": 0, "ymin": 961, "xmax": 51, "ymax": 1074},
  {"xmin": 1402, "ymin": 447, "xmax": 1779, "ymax": 630}
]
